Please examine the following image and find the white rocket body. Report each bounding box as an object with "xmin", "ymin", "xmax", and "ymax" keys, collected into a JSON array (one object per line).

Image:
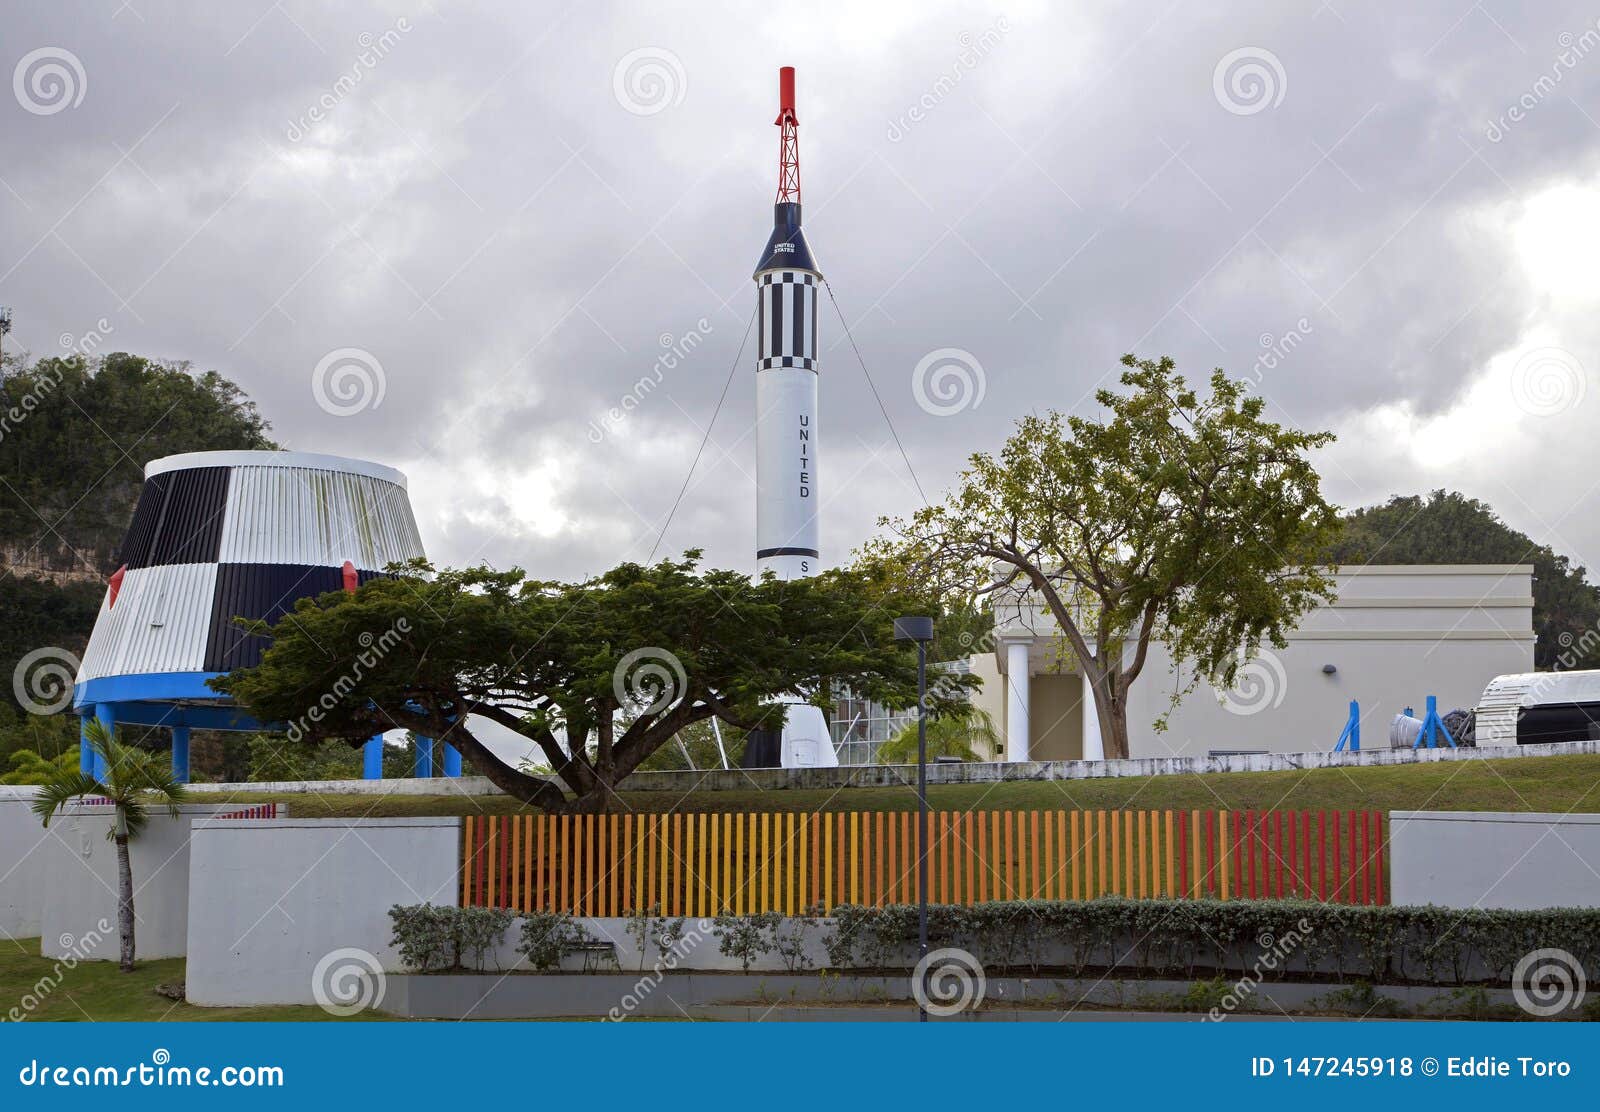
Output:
[
  {"xmin": 753, "ymin": 259, "xmax": 835, "ymax": 769},
  {"xmin": 754, "ymin": 267, "xmax": 820, "ymax": 582},
  {"xmin": 747, "ymin": 70, "xmax": 837, "ymax": 770}
]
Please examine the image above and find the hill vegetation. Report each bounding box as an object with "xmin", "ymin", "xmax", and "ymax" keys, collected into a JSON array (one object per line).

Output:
[
  {"xmin": 0, "ymin": 351, "xmax": 276, "ymax": 776},
  {"xmin": 1327, "ymin": 490, "xmax": 1600, "ymax": 670}
]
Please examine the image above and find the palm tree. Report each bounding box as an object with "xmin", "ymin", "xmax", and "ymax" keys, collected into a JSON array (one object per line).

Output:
[
  {"xmin": 32, "ymin": 720, "xmax": 187, "ymax": 972},
  {"xmin": 878, "ymin": 705, "xmax": 1002, "ymax": 764}
]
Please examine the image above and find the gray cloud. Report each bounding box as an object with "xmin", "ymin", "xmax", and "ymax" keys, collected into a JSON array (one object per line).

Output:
[{"xmin": 5, "ymin": 1, "xmax": 1600, "ymax": 579}]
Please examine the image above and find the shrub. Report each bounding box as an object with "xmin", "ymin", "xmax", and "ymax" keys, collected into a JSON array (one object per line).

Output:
[
  {"xmin": 517, "ymin": 910, "xmax": 591, "ymax": 971},
  {"xmin": 388, "ymin": 904, "xmax": 517, "ymax": 972},
  {"xmin": 712, "ymin": 912, "xmax": 780, "ymax": 972}
]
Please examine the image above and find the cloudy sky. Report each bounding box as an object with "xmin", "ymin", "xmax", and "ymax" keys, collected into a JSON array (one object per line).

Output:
[{"xmin": 6, "ymin": 1, "xmax": 1600, "ymax": 582}]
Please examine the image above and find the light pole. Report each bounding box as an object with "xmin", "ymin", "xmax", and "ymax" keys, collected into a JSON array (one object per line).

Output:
[{"xmin": 894, "ymin": 614, "xmax": 933, "ymax": 1022}]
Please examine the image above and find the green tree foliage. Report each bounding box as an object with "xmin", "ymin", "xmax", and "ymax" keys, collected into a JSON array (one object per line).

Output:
[
  {"xmin": 1, "ymin": 353, "xmax": 278, "ymax": 768},
  {"xmin": 32, "ymin": 720, "xmax": 187, "ymax": 971},
  {"xmin": 871, "ymin": 355, "xmax": 1340, "ymax": 760},
  {"xmin": 0, "ymin": 747, "xmax": 77, "ymax": 785},
  {"xmin": 876, "ymin": 705, "xmax": 1000, "ymax": 764},
  {"xmin": 0, "ymin": 576, "xmax": 102, "ymax": 724},
  {"xmin": 216, "ymin": 553, "xmax": 974, "ymax": 812},
  {"xmin": 637, "ymin": 718, "xmax": 748, "ymax": 772},
  {"xmin": 1328, "ymin": 490, "xmax": 1600, "ymax": 670},
  {"xmin": 247, "ymin": 732, "xmax": 416, "ymax": 781},
  {"xmin": 0, "ymin": 351, "xmax": 276, "ymax": 575}
]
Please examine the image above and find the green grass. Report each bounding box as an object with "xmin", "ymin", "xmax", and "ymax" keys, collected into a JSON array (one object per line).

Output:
[
  {"xmin": 206, "ymin": 752, "xmax": 1600, "ymax": 817},
  {"xmin": 0, "ymin": 940, "xmax": 389, "ymax": 1022}
]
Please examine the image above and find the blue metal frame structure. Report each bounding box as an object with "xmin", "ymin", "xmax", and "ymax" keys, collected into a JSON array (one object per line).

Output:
[
  {"xmin": 72, "ymin": 671, "xmax": 459, "ymax": 784},
  {"xmin": 1332, "ymin": 699, "xmax": 1361, "ymax": 752},
  {"xmin": 1409, "ymin": 694, "xmax": 1458, "ymax": 749}
]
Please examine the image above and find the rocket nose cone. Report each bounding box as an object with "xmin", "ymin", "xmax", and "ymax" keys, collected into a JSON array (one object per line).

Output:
[{"xmin": 754, "ymin": 203, "xmax": 820, "ymax": 275}]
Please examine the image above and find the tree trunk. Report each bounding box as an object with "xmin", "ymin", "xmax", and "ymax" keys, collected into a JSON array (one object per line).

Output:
[
  {"xmin": 114, "ymin": 833, "xmax": 135, "ymax": 972},
  {"xmin": 1091, "ymin": 673, "xmax": 1131, "ymax": 760},
  {"xmin": 1100, "ymin": 698, "xmax": 1131, "ymax": 760},
  {"xmin": 432, "ymin": 725, "xmax": 588, "ymax": 813}
]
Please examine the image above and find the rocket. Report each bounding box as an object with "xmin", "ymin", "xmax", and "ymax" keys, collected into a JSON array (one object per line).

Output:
[
  {"xmin": 744, "ymin": 67, "xmax": 838, "ymax": 770},
  {"xmin": 754, "ymin": 65, "xmax": 820, "ymax": 582}
]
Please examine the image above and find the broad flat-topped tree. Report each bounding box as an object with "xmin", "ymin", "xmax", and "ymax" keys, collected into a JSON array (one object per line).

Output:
[
  {"xmin": 217, "ymin": 553, "xmax": 973, "ymax": 813},
  {"xmin": 869, "ymin": 354, "xmax": 1339, "ymax": 760}
]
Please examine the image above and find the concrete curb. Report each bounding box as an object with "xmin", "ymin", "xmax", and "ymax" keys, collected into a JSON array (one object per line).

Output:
[{"xmin": 377, "ymin": 971, "xmax": 1547, "ymax": 1020}]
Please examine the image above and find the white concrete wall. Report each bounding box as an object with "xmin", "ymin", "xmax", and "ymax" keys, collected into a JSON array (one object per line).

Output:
[
  {"xmin": 185, "ymin": 817, "xmax": 460, "ymax": 1006},
  {"xmin": 984, "ymin": 565, "xmax": 1535, "ymax": 758},
  {"xmin": 1389, "ymin": 810, "xmax": 1600, "ymax": 910},
  {"xmin": 0, "ymin": 788, "xmax": 76, "ymax": 941},
  {"xmin": 38, "ymin": 804, "xmax": 252, "ymax": 961}
]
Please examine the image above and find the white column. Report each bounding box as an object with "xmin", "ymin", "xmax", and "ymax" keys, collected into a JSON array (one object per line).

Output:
[
  {"xmin": 1081, "ymin": 672, "xmax": 1104, "ymax": 761},
  {"xmin": 1005, "ymin": 640, "xmax": 1031, "ymax": 763}
]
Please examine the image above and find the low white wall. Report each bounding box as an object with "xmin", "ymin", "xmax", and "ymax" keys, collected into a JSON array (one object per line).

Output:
[
  {"xmin": 0, "ymin": 787, "xmax": 73, "ymax": 941},
  {"xmin": 38, "ymin": 804, "xmax": 257, "ymax": 961},
  {"xmin": 1389, "ymin": 810, "xmax": 1600, "ymax": 909},
  {"xmin": 185, "ymin": 817, "xmax": 460, "ymax": 1006}
]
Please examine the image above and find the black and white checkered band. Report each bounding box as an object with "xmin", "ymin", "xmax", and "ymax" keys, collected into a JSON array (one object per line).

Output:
[
  {"xmin": 756, "ymin": 356, "xmax": 817, "ymax": 371},
  {"xmin": 757, "ymin": 272, "xmax": 817, "ymax": 286}
]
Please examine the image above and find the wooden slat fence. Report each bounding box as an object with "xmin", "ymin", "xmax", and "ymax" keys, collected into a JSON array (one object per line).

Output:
[{"xmin": 461, "ymin": 809, "xmax": 1387, "ymax": 915}]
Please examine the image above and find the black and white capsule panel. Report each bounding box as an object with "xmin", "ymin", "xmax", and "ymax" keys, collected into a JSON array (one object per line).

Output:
[
  {"xmin": 754, "ymin": 270, "xmax": 820, "ymax": 580},
  {"xmin": 76, "ymin": 451, "xmax": 425, "ymax": 684},
  {"xmin": 756, "ymin": 271, "xmax": 819, "ymax": 371}
]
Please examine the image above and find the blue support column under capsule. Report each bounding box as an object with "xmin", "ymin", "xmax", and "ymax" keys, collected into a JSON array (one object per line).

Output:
[
  {"xmin": 443, "ymin": 743, "xmax": 462, "ymax": 778},
  {"xmin": 413, "ymin": 735, "xmax": 434, "ymax": 778},
  {"xmin": 363, "ymin": 735, "xmax": 384, "ymax": 779},
  {"xmin": 78, "ymin": 712, "xmax": 94, "ymax": 775},
  {"xmin": 170, "ymin": 725, "xmax": 190, "ymax": 783},
  {"xmin": 92, "ymin": 703, "xmax": 113, "ymax": 780}
]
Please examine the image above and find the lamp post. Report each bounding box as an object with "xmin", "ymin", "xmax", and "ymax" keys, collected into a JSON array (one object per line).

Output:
[{"xmin": 894, "ymin": 614, "xmax": 934, "ymax": 1022}]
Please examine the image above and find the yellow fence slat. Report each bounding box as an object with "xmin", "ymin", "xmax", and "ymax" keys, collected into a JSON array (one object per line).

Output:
[{"xmin": 462, "ymin": 805, "xmax": 1382, "ymax": 917}]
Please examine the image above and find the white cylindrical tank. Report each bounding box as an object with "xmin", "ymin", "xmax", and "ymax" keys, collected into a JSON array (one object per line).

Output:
[{"xmin": 754, "ymin": 266, "xmax": 820, "ymax": 581}]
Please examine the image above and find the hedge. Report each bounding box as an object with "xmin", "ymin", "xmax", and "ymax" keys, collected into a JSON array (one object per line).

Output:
[
  {"xmin": 825, "ymin": 900, "xmax": 1600, "ymax": 985},
  {"xmin": 387, "ymin": 899, "xmax": 1600, "ymax": 988}
]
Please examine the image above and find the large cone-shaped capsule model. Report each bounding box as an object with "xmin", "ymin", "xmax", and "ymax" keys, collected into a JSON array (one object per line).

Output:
[
  {"xmin": 745, "ymin": 66, "xmax": 837, "ymax": 770},
  {"xmin": 71, "ymin": 450, "xmax": 438, "ymax": 780}
]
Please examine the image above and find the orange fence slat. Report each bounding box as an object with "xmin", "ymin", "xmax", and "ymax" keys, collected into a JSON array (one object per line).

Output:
[{"xmin": 460, "ymin": 806, "xmax": 1389, "ymax": 914}]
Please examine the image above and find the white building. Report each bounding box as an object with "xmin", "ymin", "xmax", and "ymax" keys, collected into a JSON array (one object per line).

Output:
[{"xmin": 964, "ymin": 564, "xmax": 1535, "ymax": 761}]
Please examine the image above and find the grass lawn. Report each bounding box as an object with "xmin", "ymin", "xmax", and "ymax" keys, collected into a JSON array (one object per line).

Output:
[
  {"xmin": 0, "ymin": 940, "xmax": 389, "ymax": 1022},
  {"xmin": 206, "ymin": 752, "xmax": 1600, "ymax": 818}
]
